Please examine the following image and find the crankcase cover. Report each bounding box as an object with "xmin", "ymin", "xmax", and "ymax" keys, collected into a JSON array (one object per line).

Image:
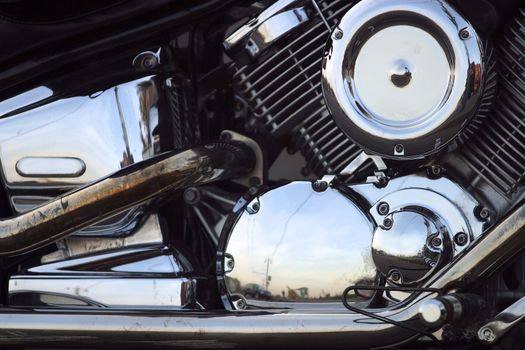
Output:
[
  {"xmin": 218, "ymin": 182, "xmax": 377, "ymax": 310},
  {"xmin": 321, "ymin": 0, "xmax": 487, "ymax": 159}
]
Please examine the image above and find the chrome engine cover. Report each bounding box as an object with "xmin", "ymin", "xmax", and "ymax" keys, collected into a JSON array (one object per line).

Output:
[
  {"xmin": 321, "ymin": 0, "xmax": 487, "ymax": 159},
  {"xmin": 219, "ymin": 175, "xmax": 485, "ymax": 309}
]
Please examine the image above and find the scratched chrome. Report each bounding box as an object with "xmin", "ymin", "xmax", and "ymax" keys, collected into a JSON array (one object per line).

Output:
[
  {"xmin": 0, "ymin": 192, "xmax": 520, "ymax": 349},
  {"xmin": 9, "ymin": 246, "xmax": 195, "ymax": 309},
  {"xmin": 0, "ymin": 141, "xmax": 254, "ymax": 256},
  {"xmin": 219, "ymin": 181, "xmax": 377, "ymax": 310}
]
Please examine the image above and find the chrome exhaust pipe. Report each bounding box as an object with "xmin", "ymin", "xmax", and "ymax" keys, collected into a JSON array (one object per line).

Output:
[
  {"xmin": 0, "ymin": 141, "xmax": 254, "ymax": 256},
  {"xmin": 0, "ymin": 201, "xmax": 524, "ymax": 348}
]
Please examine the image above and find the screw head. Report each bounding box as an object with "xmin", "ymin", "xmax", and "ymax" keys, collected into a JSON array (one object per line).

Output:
[
  {"xmin": 312, "ymin": 180, "xmax": 329, "ymax": 192},
  {"xmin": 394, "ymin": 144, "xmax": 404, "ymax": 154},
  {"xmin": 383, "ymin": 217, "xmax": 393, "ymax": 229},
  {"xmin": 479, "ymin": 327, "xmax": 496, "ymax": 343},
  {"xmin": 459, "ymin": 28, "xmax": 470, "ymax": 39},
  {"xmin": 390, "ymin": 270, "xmax": 402, "ymax": 282},
  {"xmin": 479, "ymin": 207, "xmax": 490, "ymax": 220},
  {"xmin": 183, "ymin": 187, "xmax": 201, "ymax": 205},
  {"xmin": 334, "ymin": 30, "xmax": 343, "ymax": 40},
  {"xmin": 430, "ymin": 237, "xmax": 442, "ymax": 248},
  {"xmin": 454, "ymin": 232, "xmax": 468, "ymax": 246},
  {"xmin": 377, "ymin": 202, "xmax": 390, "ymax": 215}
]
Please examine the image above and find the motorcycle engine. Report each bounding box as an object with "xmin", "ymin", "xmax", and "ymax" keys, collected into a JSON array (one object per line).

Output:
[{"xmin": 218, "ymin": 0, "xmax": 519, "ymax": 310}]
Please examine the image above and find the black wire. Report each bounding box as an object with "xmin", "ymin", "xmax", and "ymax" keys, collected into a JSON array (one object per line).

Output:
[{"xmin": 342, "ymin": 285, "xmax": 442, "ymax": 343}]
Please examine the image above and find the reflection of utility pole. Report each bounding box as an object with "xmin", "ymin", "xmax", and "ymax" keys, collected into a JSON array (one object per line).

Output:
[{"xmin": 264, "ymin": 257, "xmax": 272, "ymax": 289}]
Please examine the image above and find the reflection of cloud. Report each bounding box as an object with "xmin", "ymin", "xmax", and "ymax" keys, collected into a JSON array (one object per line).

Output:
[{"xmin": 226, "ymin": 183, "xmax": 376, "ymax": 298}]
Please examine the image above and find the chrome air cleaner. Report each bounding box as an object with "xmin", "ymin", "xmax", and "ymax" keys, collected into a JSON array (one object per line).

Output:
[{"xmin": 321, "ymin": 0, "xmax": 488, "ymax": 159}]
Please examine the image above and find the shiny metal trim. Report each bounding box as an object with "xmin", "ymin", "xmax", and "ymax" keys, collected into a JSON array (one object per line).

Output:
[
  {"xmin": 0, "ymin": 190, "xmax": 523, "ymax": 348},
  {"xmin": 478, "ymin": 296, "xmax": 525, "ymax": 343},
  {"xmin": 0, "ymin": 141, "xmax": 254, "ymax": 256},
  {"xmin": 16, "ymin": 157, "xmax": 86, "ymax": 178},
  {"xmin": 9, "ymin": 246, "xmax": 195, "ymax": 309},
  {"xmin": 245, "ymin": 7, "xmax": 309, "ymax": 57},
  {"xmin": 224, "ymin": 0, "xmax": 299, "ymax": 50},
  {"xmin": 0, "ymin": 86, "xmax": 53, "ymax": 117},
  {"xmin": 321, "ymin": 0, "xmax": 486, "ymax": 158}
]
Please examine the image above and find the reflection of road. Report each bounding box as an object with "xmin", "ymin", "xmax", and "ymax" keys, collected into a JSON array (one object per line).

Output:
[{"xmin": 246, "ymin": 300, "xmax": 369, "ymax": 313}]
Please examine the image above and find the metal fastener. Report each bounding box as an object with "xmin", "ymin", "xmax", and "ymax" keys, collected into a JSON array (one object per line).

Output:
[
  {"xmin": 454, "ymin": 232, "xmax": 468, "ymax": 246},
  {"xmin": 431, "ymin": 237, "xmax": 442, "ymax": 248},
  {"xmin": 478, "ymin": 327, "xmax": 496, "ymax": 343},
  {"xmin": 377, "ymin": 202, "xmax": 389, "ymax": 215},
  {"xmin": 394, "ymin": 144, "xmax": 404, "ymax": 155},
  {"xmin": 246, "ymin": 199, "xmax": 260, "ymax": 215},
  {"xmin": 383, "ymin": 217, "xmax": 393, "ymax": 229},
  {"xmin": 183, "ymin": 187, "xmax": 201, "ymax": 206},
  {"xmin": 333, "ymin": 30, "xmax": 343, "ymax": 40},
  {"xmin": 459, "ymin": 28, "xmax": 470, "ymax": 39},
  {"xmin": 390, "ymin": 270, "xmax": 402, "ymax": 282},
  {"xmin": 312, "ymin": 180, "xmax": 329, "ymax": 192}
]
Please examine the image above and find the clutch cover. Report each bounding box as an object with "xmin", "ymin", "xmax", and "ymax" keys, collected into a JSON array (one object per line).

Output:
[{"xmin": 321, "ymin": 0, "xmax": 488, "ymax": 159}]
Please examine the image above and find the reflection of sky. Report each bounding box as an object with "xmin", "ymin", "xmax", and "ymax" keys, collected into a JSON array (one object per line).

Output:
[{"xmin": 226, "ymin": 182, "xmax": 376, "ymax": 298}]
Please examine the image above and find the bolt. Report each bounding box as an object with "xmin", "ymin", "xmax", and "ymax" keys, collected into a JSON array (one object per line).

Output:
[
  {"xmin": 377, "ymin": 202, "xmax": 390, "ymax": 215},
  {"xmin": 479, "ymin": 207, "xmax": 490, "ymax": 220},
  {"xmin": 183, "ymin": 187, "xmax": 201, "ymax": 205},
  {"xmin": 479, "ymin": 327, "xmax": 496, "ymax": 343},
  {"xmin": 312, "ymin": 180, "xmax": 329, "ymax": 192},
  {"xmin": 459, "ymin": 28, "xmax": 470, "ymax": 39},
  {"xmin": 394, "ymin": 144, "xmax": 404, "ymax": 154},
  {"xmin": 431, "ymin": 165, "xmax": 443, "ymax": 176},
  {"xmin": 246, "ymin": 200, "xmax": 260, "ymax": 215},
  {"xmin": 431, "ymin": 237, "xmax": 442, "ymax": 248},
  {"xmin": 390, "ymin": 270, "xmax": 402, "ymax": 282},
  {"xmin": 334, "ymin": 30, "xmax": 343, "ymax": 40},
  {"xmin": 235, "ymin": 298, "xmax": 247, "ymax": 310},
  {"xmin": 226, "ymin": 259, "xmax": 234, "ymax": 270},
  {"xmin": 383, "ymin": 217, "xmax": 393, "ymax": 229},
  {"xmin": 221, "ymin": 132, "xmax": 232, "ymax": 140},
  {"xmin": 454, "ymin": 232, "xmax": 468, "ymax": 246}
]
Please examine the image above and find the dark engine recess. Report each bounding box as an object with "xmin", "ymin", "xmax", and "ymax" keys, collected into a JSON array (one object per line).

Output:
[
  {"xmin": 231, "ymin": 0, "xmax": 362, "ymax": 176},
  {"xmin": 462, "ymin": 8, "xmax": 525, "ymax": 197}
]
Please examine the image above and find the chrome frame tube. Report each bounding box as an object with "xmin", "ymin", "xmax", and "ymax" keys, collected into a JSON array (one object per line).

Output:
[
  {"xmin": 0, "ymin": 201, "xmax": 523, "ymax": 348},
  {"xmin": 0, "ymin": 141, "xmax": 254, "ymax": 256}
]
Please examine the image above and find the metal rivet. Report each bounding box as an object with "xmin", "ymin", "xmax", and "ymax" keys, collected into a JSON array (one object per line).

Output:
[{"xmin": 377, "ymin": 202, "xmax": 389, "ymax": 215}]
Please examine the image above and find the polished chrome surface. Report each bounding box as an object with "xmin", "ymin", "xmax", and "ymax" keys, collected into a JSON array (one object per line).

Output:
[
  {"xmin": 41, "ymin": 214, "xmax": 163, "ymax": 263},
  {"xmin": 372, "ymin": 210, "xmax": 445, "ymax": 285},
  {"xmin": 418, "ymin": 298, "xmax": 448, "ymax": 326},
  {"xmin": 0, "ymin": 76, "xmax": 161, "ymax": 192},
  {"xmin": 9, "ymin": 246, "xmax": 195, "ymax": 309},
  {"xmin": 16, "ymin": 157, "xmax": 86, "ymax": 177},
  {"xmin": 219, "ymin": 181, "xmax": 377, "ymax": 310},
  {"xmin": 224, "ymin": 0, "xmax": 299, "ymax": 50},
  {"xmin": 478, "ymin": 295, "xmax": 525, "ymax": 344},
  {"xmin": 322, "ymin": 0, "xmax": 485, "ymax": 158},
  {"xmin": 351, "ymin": 174, "xmax": 485, "ymax": 241},
  {"xmin": 245, "ymin": 7, "xmax": 309, "ymax": 57},
  {"xmin": 0, "ymin": 202, "xmax": 523, "ymax": 348},
  {"xmin": 0, "ymin": 86, "xmax": 53, "ymax": 117},
  {"xmin": 0, "ymin": 141, "xmax": 254, "ymax": 256}
]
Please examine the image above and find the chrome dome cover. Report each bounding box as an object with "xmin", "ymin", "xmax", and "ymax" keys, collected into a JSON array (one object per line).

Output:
[{"xmin": 321, "ymin": 0, "xmax": 486, "ymax": 159}]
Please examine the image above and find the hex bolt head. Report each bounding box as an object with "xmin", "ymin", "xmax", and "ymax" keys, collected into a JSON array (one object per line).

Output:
[
  {"xmin": 246, "ymin": 200, "xmax": 260, "ymax": 215},
  {"xmin": 431, "ymin": 237, "xmax": 442, "ymax": 248},
  {"xmin": 377, "ymin": 202, "xmax": 390, "ymax": 215},
  {"xmin": 383, "ymin": 217, "xmax": 393, "ymax": 229},
  {"xmin": 334, "ymin": 30, "xmax": 343, "ymax": 40},
  {"xmin": 454, "ymin": 232, "xmax": 468, "ymax": 246},
  {"xmin": 183, "ymin": 187, "xmax": 201, "ymax": 205},
  {"xmin": 479, "ymin": 207, "xmax": 490, "ymax": 220}
]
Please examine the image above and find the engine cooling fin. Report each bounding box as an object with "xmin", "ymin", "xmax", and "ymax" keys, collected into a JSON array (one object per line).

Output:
[
  {"xmin": 230, "ymin": 0, "xmax": 359, "ymax": 176},
  {"xmin": 461, "ymin": 9, "xmax": 525, "ymax": 197}
]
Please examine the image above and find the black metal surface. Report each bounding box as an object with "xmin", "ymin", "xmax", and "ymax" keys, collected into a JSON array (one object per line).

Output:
[
  {"xmin": 461, "ymin": 8, "xmax": 525, "ymax": 196},
  {"xmin": 231, "ymin": 0, "xmax": 361, "ymax": 176}
]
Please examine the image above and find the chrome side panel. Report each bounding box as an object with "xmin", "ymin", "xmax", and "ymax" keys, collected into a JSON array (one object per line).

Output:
[{"xmin": 9, "ymin": 246, "xmax": 196, "ymax": 309}]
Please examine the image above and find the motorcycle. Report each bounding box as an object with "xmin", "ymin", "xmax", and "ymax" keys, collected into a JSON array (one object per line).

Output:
[{"xmin": 0, "ymin": 0, "xmax": 523, "ymax": 348}]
